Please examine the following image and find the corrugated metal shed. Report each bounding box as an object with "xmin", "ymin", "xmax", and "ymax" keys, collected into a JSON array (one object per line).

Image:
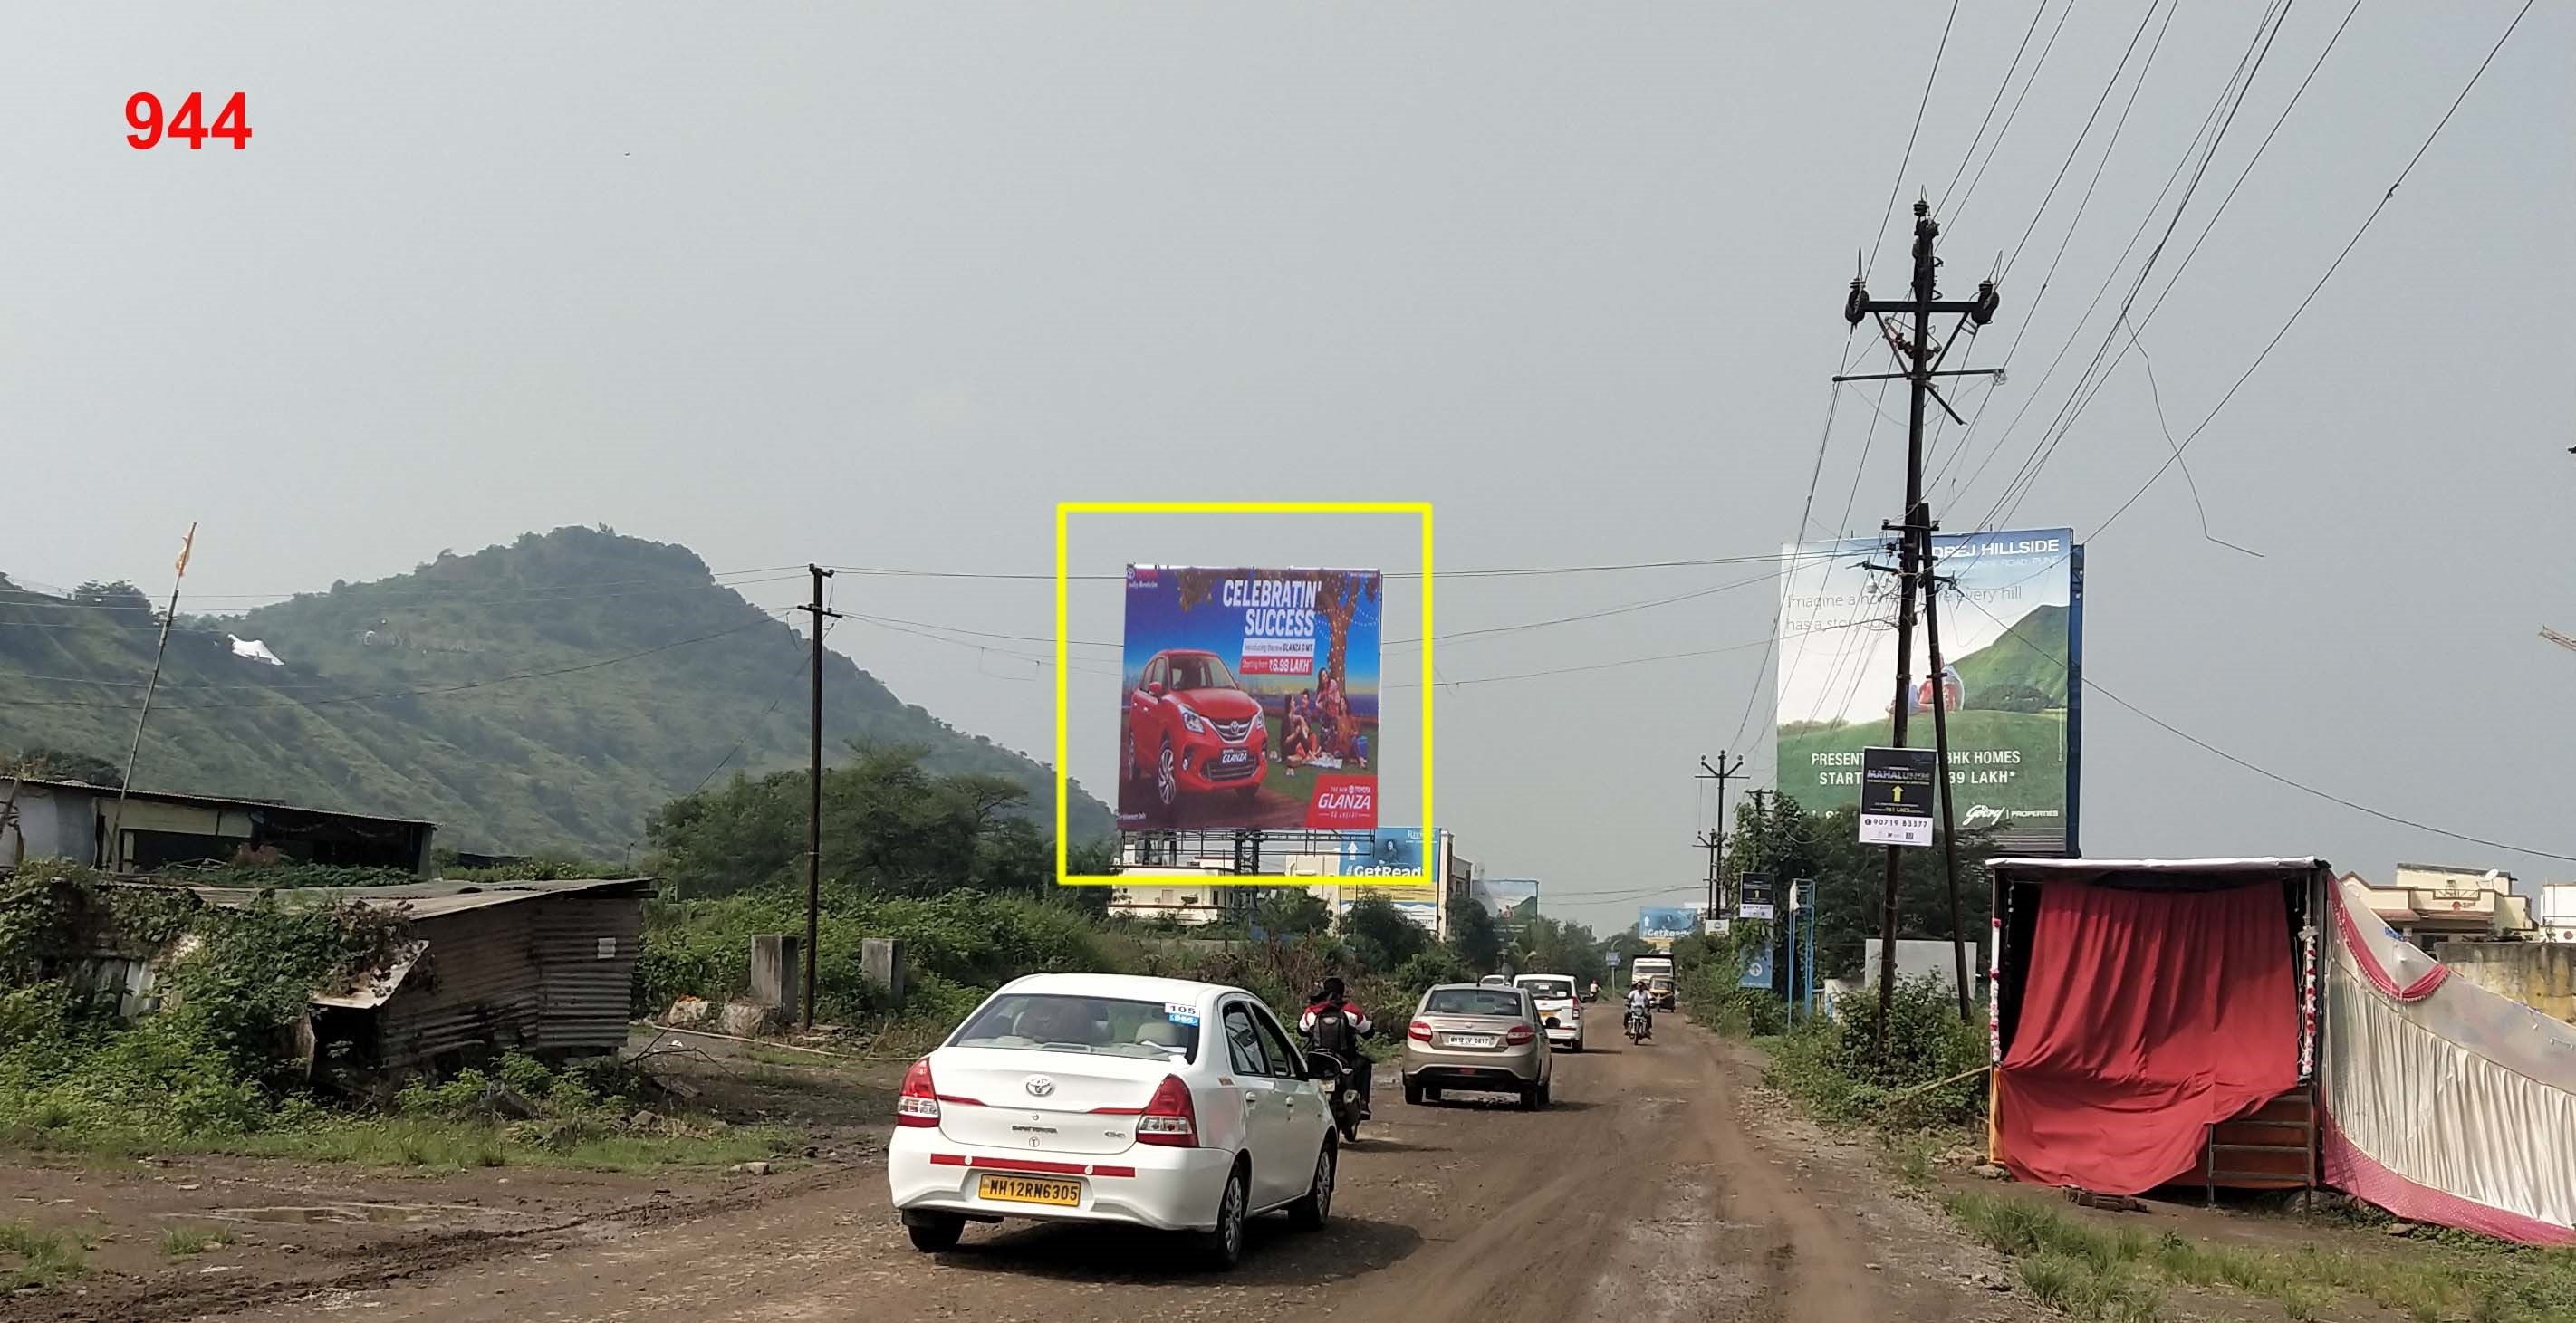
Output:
[{"xmin": 181, "ymin": 876, "xmax": 652, "ymax": 1071}]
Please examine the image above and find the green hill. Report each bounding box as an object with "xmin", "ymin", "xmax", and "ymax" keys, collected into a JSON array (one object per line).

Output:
[
  {"xmin": 1949, "ymin": 601, "xmax": 2071, "ymax": 707},
  {"xmin": 0, "ymin": 527, "xmax": 1111, "ymax": 854}
]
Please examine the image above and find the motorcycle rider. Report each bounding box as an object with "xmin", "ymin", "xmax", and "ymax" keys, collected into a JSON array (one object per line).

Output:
[
  {"xmin": 1625, "ymin": 981, "xmax": 1652, "ymax": 1036},
  {"xmin": 1299, "ymin": 976, "xmax": 1373, "ymax": 1117}
]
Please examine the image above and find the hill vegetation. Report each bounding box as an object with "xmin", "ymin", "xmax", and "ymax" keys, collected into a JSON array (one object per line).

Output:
[
  {"xmin": 1949, "ymin": 601, "xmax": 2070, "ymax": 708},
  {"xmin": 0, "ymin": 527, "xmax": 1110, "ymax": 854}
]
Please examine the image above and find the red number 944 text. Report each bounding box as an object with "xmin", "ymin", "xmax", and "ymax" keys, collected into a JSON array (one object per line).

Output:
[{"xmin": 128, "ymin": 93, "xmax": 251, "ymax": 149}]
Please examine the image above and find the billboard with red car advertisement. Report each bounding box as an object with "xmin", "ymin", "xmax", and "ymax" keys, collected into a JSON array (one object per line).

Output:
[{"xmin": 1118, "ymin": 565, "xmax": 1382, "ymax": 831}]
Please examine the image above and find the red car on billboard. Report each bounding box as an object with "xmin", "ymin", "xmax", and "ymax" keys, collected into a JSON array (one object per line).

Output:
[{"xmin": 1124, "ymin": 648, "xmax": 1268, "ymax": 810}]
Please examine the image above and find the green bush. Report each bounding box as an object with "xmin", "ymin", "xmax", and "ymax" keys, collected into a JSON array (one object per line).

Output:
[
  {"xmin": 636, "ymin": 886, "xmax": 1125, "ymax": 1023},
  {"xmin": 0, "ymin": 863, "xmax": 409, "ymax": 1142},
  {"xmin": 1762, "ymin": 976, "xmax": 1985, "ymax": 1127}
]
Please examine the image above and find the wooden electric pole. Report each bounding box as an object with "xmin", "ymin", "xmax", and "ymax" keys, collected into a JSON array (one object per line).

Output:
[
  {"xmin": 798, "ymin": 564, "xmax": 843, "ymax": 1029},
  {"xmin": 1841, "ymin": 197, "xmax": 2002, "ymax": 1058},
  {"xmin": 1919, "ymin": 564, "xmax": 1974, "ymax": 1021}
]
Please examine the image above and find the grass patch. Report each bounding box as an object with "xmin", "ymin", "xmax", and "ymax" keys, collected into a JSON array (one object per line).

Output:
[
  {"xmin": 157, "ymin": 1224, "xmax": 235, "ymax": 1259},
  {"xmin": 8, "ymin": 1113, "xmax": 797, "ymax": 1174},
  {"xmin": 1946, "ymin": 1190, "xmax": 2576, "ymax": 1323},
  {"xmin": 0, "ymin": 1219, "xmax": 88, "ymax": 1292}
]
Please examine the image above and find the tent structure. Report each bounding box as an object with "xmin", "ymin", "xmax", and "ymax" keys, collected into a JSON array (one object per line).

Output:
[
  {"xmin": 1986, "ymin": 858, "xmax": 2327, "ymax": 1197},
  {"xmin": 2322, "ymin": 874, "xmax": 2576, "ymax": 1245}
]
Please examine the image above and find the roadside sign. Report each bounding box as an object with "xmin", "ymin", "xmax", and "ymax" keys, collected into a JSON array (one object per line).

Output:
[
  {"xmin": 1739, "ymin": 951, "xmax": 1773, "ymax": 989},
  {"xmin": 1608, "ymin": 951, "xmax": 1621, "ymax": 966},
  {"xmin": 1860, "ymin": 746, "xmax": 1937, "ymax": 847},
  {"xmin": 1738, "ymin": 873, "xmax": 1776, "ymax": 923}
]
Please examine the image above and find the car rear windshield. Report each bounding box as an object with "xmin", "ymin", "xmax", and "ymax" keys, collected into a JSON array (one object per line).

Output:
[
  {"xmin": 950, "ymin": 993, "xmax": 1200, "ymax": 1063},
  {"xmin": 1424, "ymin": 988, "xmax": 1527, "ymax": 1018},
  {"xmin": 1519, "ymin": 979, "xmax": 1574, "ymax": 1000}
]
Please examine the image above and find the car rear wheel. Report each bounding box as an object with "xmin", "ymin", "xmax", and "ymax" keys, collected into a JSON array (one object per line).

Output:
[
  {"xmin": 904, "ymin": 1213, "xmax": 965, "ymax": 1253},
  {"xmin": 1518, "ymin": 1080, "xmax": 1542, "ymax": 1111},
  {"xmin": 1288, "ymin": 1140, "xmax": 1334, "ymax": 1230},
  {"xmin": 1402, "ymin": 1078, "xmax": 1423, "ymax": 1106},
  {"xmin": 1194, "ymin": 1165, "xmax": 1249, "ymax": 1270}
]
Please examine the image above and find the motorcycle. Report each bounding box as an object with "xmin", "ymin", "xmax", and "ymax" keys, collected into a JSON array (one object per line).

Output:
[
  {"xmin": 1624, "ymin": 1006, "xmax": 1652, "ymax": 1043},
  {"xmin": 1304, "ymin": 1045, "xmax": 1366, "ymax": 1141}
]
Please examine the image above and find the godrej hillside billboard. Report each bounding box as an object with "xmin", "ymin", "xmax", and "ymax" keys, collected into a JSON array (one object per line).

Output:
[
  {"xmin": 1774, "ymin": 529, "xmax": 2081, "ymax": 852},
  {"xmin": 1468, "ymin": 877, "xmax": 1539, "ymax": 927},
  {"xmin": 1118, "ymin": 565, "xmax": 1382, "ymax": 831}
]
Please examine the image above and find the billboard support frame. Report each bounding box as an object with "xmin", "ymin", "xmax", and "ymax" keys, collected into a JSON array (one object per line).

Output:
[{"xmin": 1054, "ymin": 502, "xmax": 1435, "ymax": 887}]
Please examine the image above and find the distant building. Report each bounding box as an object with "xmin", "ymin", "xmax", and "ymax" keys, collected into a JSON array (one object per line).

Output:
[
  {"xmin": 1107, "ymin": 867, "xmax": 1239, "ymax": 926},
  {"xmin": 2351, "ymin": 864, "xmax": 2536, "ymax": 945},
  {"xmin": 1, "ymin": 778, "xmax": 434, "ymax": 876},
  {"xmin": 2542, "ymin": 884, "xmax": 2576, "ymax": 944}
]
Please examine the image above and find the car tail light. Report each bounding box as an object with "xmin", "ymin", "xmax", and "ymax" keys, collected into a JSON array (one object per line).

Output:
[
  {"xmin": 1135, "ymin": 1075, "xmax": 1198, "ymax": 1147},
  {"xmin": 1505, "ymin": 1024, "xmax": 1535, "ymax": 1045},
  {"xmin": 897, "ymin": 1058, "xmax": 940, "ymax": 1127},
  {"xmin": 1407, "ymin": 1021, "xmax": 1433, "ymax": 1043}
]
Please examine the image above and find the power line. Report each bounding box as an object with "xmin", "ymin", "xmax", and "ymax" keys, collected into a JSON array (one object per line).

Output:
[
  {"xmin": 2092, "ymin": 0, "xmax": 2534, "ymax": 540},
  {"xmin": 2000, "ymin": 0, "xmax": 2176, "ymax": 280},
  {"xmin": 1866, "ymin": 0, "xmax": 1965, "ymax": 286},
  {"xmin": 1950, "ymin": 590, "xmax": 2576, "ymax": 864},
  {"xmin": 1937, "ymin": 0, "xmax": 2058, "ymax": 219},
  {"xmin": 679, "ymin": 617, "xmax": 839, "ymax": 799},
  {"xmin": 1931, "ymin": 5, "xmax": 2272, "ymax": 504},
  {"xmin": 1944, "ymin": 0, "xmax": 2081, "ymax": 228},
  {"xmin": 1399, "ymin": 638, "xmax": 1774, "ymax": 692},
  {"xmin": 1974, "ymin": 0, "xmax": 2310, "ymax": 532}
]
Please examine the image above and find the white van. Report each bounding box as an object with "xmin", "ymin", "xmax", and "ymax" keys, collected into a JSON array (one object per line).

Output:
[{"xmin": 1513, "ymin": 973, "xmax": 1583, "ymax": 1051}]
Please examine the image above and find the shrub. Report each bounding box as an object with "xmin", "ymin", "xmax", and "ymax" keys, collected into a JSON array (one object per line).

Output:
[{"xmin": 1762, "ymin": 976, "xmax": 1985, "ymax": 1127}]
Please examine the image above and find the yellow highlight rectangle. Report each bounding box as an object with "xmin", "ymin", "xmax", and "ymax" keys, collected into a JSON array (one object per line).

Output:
[{"xmin": 1054, "ymin": 501, "xmax": 1434, "ymax": 888}]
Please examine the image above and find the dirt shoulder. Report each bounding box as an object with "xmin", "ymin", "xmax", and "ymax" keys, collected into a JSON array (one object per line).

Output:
[{"xmin": 3, "ymin": 1016, "xmax": 2081, "ymax": 1323}]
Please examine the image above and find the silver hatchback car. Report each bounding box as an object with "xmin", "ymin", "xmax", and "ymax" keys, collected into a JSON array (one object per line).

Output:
[{"xmin": 1401, "ymin": 983, "xmax": 1553, "ymax": 1109}]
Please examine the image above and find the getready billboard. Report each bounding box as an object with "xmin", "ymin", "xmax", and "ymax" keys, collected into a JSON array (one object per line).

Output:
[
  {"xmin": 1638, "ymin": 906, "xmax": 1697, "ymax": 944},
  {"xmin": 1118, "ymin": 566, "xmax": 1382, "ymax": 831},
  {"xmin": 1774, "ymin": 529, "xmax": 2081, "ymax": 853}
]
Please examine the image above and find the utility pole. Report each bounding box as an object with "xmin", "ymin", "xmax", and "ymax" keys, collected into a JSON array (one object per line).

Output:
[
  {"xmin": 1842, "ymin": 198, "xmax": 2001, "ymax": 1059},
  {"xmin": 798, "ymin": 564, "xmax": 843, "ymax": 1030},
  {"xmin": 1697, "ymin": 753, "xmax": 1744, "ymax": 922},
  {"xmin": 1919, "ymin": 564, "xmax": 1973, "ymax": 1021},
  {"xmin": 111, "ymin": 523, "xmax": 195, "ymax": 870}
]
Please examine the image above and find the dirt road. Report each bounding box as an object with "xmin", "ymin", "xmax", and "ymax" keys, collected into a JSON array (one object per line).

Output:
[{"xmin": 9, "ymin": 1021, "xmax": 2039, "ymax": 1323}]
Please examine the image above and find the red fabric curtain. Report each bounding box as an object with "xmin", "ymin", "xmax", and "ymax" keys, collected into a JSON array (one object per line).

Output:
[{"xmin": 1997, "ymin": 879, "xmax": 2298, "ymax": 1194}]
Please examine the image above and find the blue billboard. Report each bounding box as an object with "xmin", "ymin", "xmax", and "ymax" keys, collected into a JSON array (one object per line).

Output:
[
  {"xmin": 1337, "ymin": 827, "xmax": 1425, "ymax": 877},
  {"xmin": 1639, "ymin": 906, "xmax": 1697, "ymax": 943}
]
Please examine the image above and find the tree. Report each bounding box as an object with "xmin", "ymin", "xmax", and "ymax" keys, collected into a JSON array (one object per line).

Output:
[
  {"xmin": 1447, "ymin": 901, "xmax": 1505, "ymax": 973},
  {"xmin": 5, "ymin": 747, "xmax": 123, "ymax": 789},
  {"xmin": 1727, "ymin": 792, "xmax": 2002, "ymax": 982},
  {"xmin": 1516, "ymin": 915, "xmax": 1608, "ymax": 986},
  {"xmin": 1255, "ymin": 889, "xmax": 1333, "ymax": 938},
  {"xmin": 642, "ymin": 742, "xmax": 1080, "ymax": 900},
  {"xmin": 1342, "ymin": 896, "xmax": 1431, "ymax": 970}
]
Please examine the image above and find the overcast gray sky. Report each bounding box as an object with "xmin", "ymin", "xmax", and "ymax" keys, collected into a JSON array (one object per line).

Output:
[{"xmin": 5, "ymin": 3, "xmax": 2570, "ymax": 933}]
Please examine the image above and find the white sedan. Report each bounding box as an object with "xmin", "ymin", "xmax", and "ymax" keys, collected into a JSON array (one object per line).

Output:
[{"xmin": 888, "ymin": 973, "xmax": 1338, "ymax": 1269}]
